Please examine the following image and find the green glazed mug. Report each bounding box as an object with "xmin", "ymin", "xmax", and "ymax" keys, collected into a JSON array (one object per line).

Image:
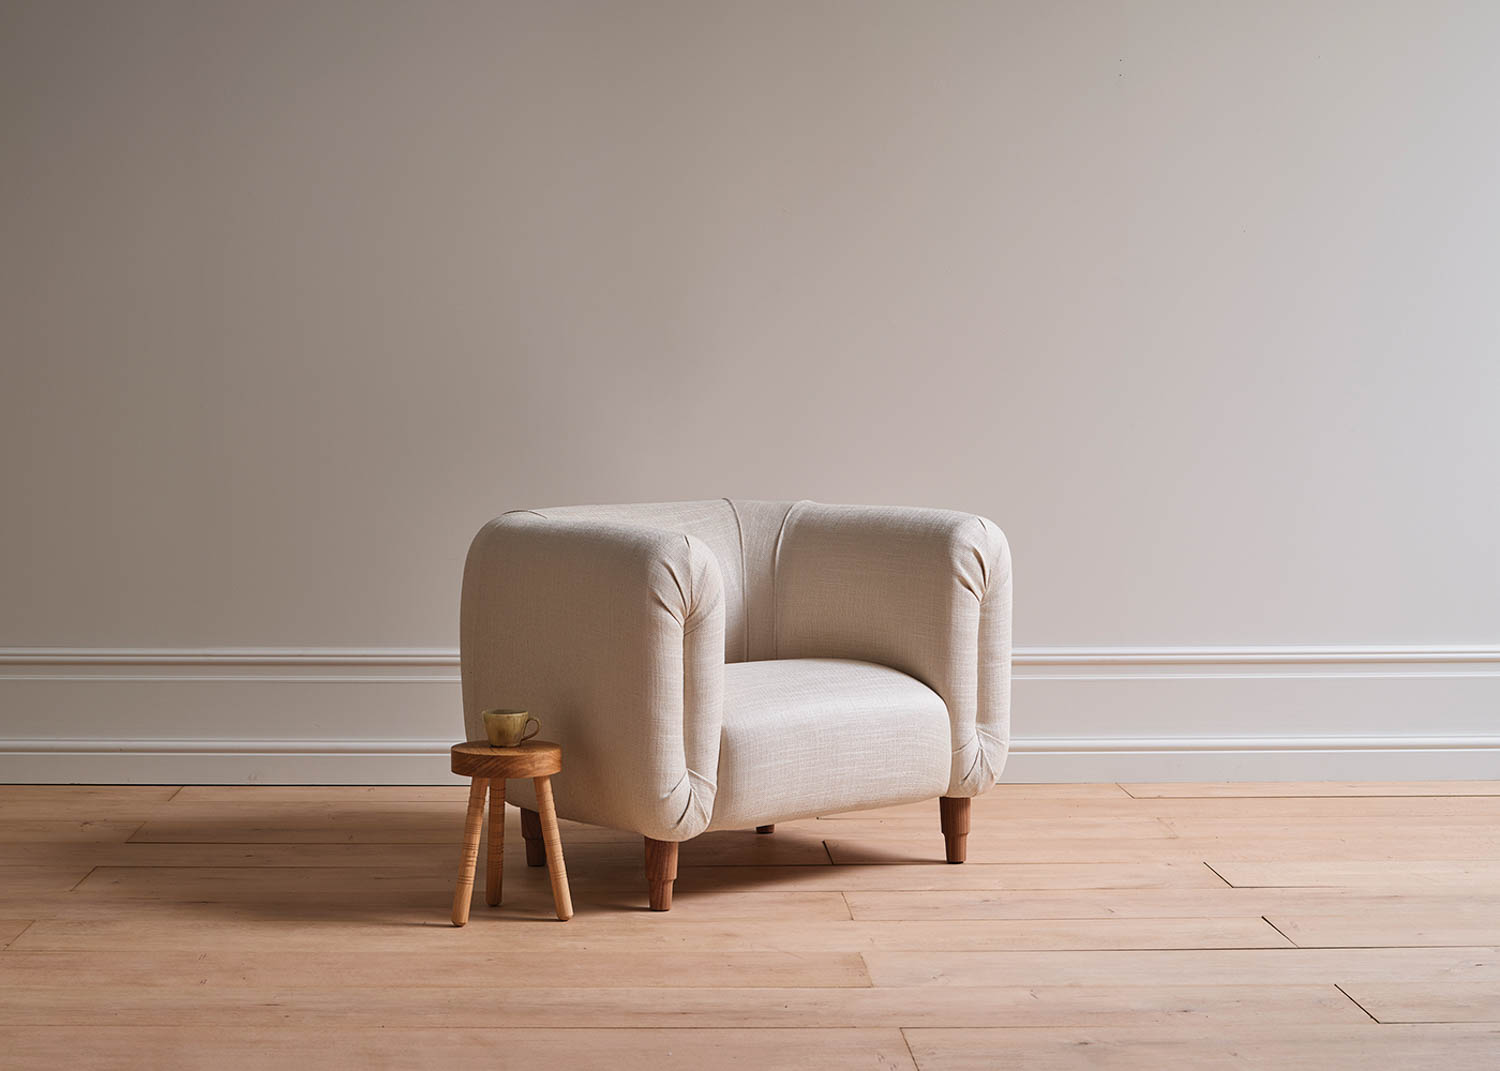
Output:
[{"xmin": 483, "ymin": 708, "xmax": 540, "ymax": 748}]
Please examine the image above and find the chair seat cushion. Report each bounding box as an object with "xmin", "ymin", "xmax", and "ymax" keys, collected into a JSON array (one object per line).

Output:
[{"xmin": 707, "ymin": 658, "xmax": 952, "ymax": 831}]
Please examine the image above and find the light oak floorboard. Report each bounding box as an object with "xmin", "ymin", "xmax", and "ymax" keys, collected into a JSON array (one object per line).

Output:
[
  {"xmin": 8, "ymin": 916, "xmax": 1289, "ymax": 953},
  {"xmin": 676, "ymin": 861, "xmax": 1224, "ymax": 891},
  {"xmin": 0, "ymin": 786, "xmax": 181, "ymax": 820},
  {"xmin": 1161, "ymin": 815, "xmax": 1500, "ymax": 835},
  {"xmin": 864, "ymin": 946, "xmax": 1500, "ymax": 987},
  {"xmin": 826, "ymin": 838, "xmax": 1194, "ymax": 865},
  {"xmin": 828, "ymin": 835, "xmax": 1500, "ymax": 863},
  {"xmin": 0, "ymin": 1027, "xmax": 919, "ymax": 1071},
  {"xmin": 1339, "ymin": 982, "xmax": 1500, "ymax": 1023},
  {"xmin": 127, "ymin": 802, "xmax": 646, "ymax": 842},
  {"xmin": 0, "ymin": 786, "xmax": 179, "ymax": 804},
  {"xmin": 0, "ymin": 947, "xmax": 871, "ymax": 988},
  {"xmin": 0, "ymin": 983, "xmax": 1365, "ymax": 1029},
  {"xmin": 1212, "ymin": 860, "xmax": 1500, "ymax": 889},
  {"xmin": 1123, "ymin": 781, "xmax": 1500, "ymax": 798},
  {"xmin": 0, "ymin": 866, "xmax": 93, "ymax": 898},
  {"xmin": 1266, "ymin": 908, "xmax": 1500, "ymax": 948},
  {"xmin": 0, "ymin": 854, "xmax": 1226, "ymax": 893},
  {"xmin": 902, "ymin": 1024, "xmax": 1500, "ymax": 1071},
  {"xmin": 0, "ymin": 920, "xmax": 31, "ymax": 948},
  {"xmin": 5, "ymin": 781, "xmax": 1498, "ymax": 1069},
  {"xmin": 845, "ymin": 888, "xmax": 1500, "ymax": 922},
  {"xmin": 59, "ymin": 866, "xmax": 853, "ymax": 921},
  {"xmin": 0, "ymin": 820, "xmax": 141, "ymax": 842},
  {"xmin": 1184, "ymin": 837, "xmax": 1500, "ymax": 862},
  {"xmin": 0, "ymin": 840, "xmax": 469, "ymax": 868},
  {"xmin": 820, "ymin": 816, "xmax": 1172, "ymax": 839},
  {"xmin": 127, "ymin": 816, "xmax": 836, "ymax": 862}
]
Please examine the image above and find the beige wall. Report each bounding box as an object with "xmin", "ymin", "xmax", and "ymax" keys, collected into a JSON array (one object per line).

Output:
[{"xmin": 3, "ymin": 2, "xmax": 1498, "ymax": 780}]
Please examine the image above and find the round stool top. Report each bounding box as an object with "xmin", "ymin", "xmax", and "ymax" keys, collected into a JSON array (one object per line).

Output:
[{"xmin": 451, "ymin": 740, "xmax": 562, "ymax": 779}]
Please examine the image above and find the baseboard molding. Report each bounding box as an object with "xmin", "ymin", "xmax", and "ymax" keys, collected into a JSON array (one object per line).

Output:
[
  {"xmin": 5, "ymin": 644, "xmax": 1498, "ymax": 667},
  {"xmin": 2, "ymin": 733, "xmax": 1498, "ymax": 785},
  {"xmin": 3, "ymin": 645, "xmax": 1498, "ymax": 783}
]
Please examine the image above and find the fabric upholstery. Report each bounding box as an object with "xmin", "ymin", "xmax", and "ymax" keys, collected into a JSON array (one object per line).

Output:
[
  {"xmin": 461, "ymin": 513, "xmax": 726, "ymax": 840},
  {"xmin": 528, "ymin": 500, "xmax": 748, "ymax": 663},
  {"xmin": 725, "ymin": 498, "xmax": 797, "ymax": 662},
  {"xmin": 772, "ymin": 502, "xmax": 1012, "ymax": 797},
  {"xmin": 459, "ymin": 499, "xmax": 1011, "ymax": 840},
  {"xmin": 707, "ymin": 658, "xmax": 952, "ymax": 831}
]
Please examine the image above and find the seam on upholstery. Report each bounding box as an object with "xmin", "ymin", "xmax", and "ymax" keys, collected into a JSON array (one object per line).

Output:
[
  {"xmin": 962, "ymin": 517, "xmax": 1008, "ymax": 795},
  {"xmin": 502, "ymin": 508, "xmax": 548, "ymax": 519},
  {"xmin": 676, "ymin": 534, "xmax": 717, "ymax": 838},
  {"xmin": 954, "ymin": 728, "xmax": 999, "ymax": 795},
  {"xmin": 723, "ymin": 497, "xmax": 750, "ymax": 662},
  {"xmin": 970, "ymin": 527, "xmax": 991, "ymax": 787},
  {"xmin": 965, "ymin": 515, "xmax": 990, "ymax": 603},
  {"xmin": 768, "ymin": 500, "xmax": 803, "ymax": 659},
  {"xmin": 679, "ymin": 538, "xmax": 695, "ymax": 832},
  {"xmin": 671, "ymin": 767, "xmax": 717, "ymax": 836}
]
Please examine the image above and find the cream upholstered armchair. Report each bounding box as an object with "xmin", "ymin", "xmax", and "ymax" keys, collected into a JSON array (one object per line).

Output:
[{"xmin": 460, "ymin": 499, "xmax": 1011, "ymax": 910}]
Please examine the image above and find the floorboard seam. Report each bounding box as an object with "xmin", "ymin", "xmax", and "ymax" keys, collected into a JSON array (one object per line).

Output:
[
  {"xmin": 1202, "ymin": 861, "xmax": 1234, "ymax": 887},
  {"xmin": 1260, "ymin": 915, "xmax": 1299, "ymax": 947},
  {"xmin": 899, "ymin": 1026, "xmax": 921, "ymax": 1070},
  {"xmin": 1334, "ymin": 983, "xmax": 1382, "ymax": 1023},
  {"xmin": 0, "ymin": 920, "xmax": 36, "ymax": 950}
]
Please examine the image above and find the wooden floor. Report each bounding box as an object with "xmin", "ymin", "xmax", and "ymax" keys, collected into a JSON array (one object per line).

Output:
[{"xmin": 4, "ymin": 782, "xmax": 1500, "ymax": 1069}]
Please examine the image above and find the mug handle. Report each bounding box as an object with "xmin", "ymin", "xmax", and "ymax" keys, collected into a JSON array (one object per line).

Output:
[{"xmin": 520, "ymin": 717, "xmax": 540, "ymax": 744}]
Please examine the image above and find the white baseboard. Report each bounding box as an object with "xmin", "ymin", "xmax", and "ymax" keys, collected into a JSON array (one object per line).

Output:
[{"xmin": 2, "ymin": 646, "xmax": 1498, "ymax": 784}]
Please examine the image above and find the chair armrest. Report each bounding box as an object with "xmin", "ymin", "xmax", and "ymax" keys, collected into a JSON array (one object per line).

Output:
[
  {"xmin": 772, "ymin": 503, "xmax": 1012, "ymax": 796},
  {"xmin": 460, "ymin": 512, "xmax": 725, "ymax": 840}
]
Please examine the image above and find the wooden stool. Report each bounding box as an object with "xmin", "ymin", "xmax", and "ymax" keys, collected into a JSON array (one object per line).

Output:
[{"xmin": 449, "ymin": 740, "xmax": 573, "ymax": 925}]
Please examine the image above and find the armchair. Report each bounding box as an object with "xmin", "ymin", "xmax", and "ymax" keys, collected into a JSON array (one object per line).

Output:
[{"xmin": 460, "ymin": 499, "xmax": 1011, "ymax": 909}]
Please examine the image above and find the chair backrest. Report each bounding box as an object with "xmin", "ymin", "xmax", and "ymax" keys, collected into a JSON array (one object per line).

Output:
[{"xmin": 517, "ymin": 499, "xmax": 797, "ymax": 663}]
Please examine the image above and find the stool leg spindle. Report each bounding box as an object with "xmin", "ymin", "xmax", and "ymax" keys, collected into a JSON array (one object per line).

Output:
[
  {"xmin": 486, "ymin": 779, "xmax": 505, "ymax": 907},
  {"xmin": 532, "ymin": 776, "xmax": 573, "ymax": 921},
  {"xmin": 451, "ymin": 778, "xmax": 489, "ymax": 926}
]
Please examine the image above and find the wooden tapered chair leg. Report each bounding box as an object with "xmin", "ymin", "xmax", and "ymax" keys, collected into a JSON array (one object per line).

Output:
[
  {"xmin": 451, "ymin": 777, "xmax": 488, "ymax": 926},
  {"xmin": 939, "ymin": 796, "xmax": 970, "ymax": 863},
  {"xmin": 644, "ymin": 837, "xmax": 678, "ymax": 911},
  {"xmin": 485, "ymin": 779, "xmax": 505, "ymax": 906},
  {"xmin": 755, "ymin": 824, "xmax": 775, "ymax": 834},
  {"xmin": 520, "ymin": 806, "xmax": 545, "ymax": 867}
]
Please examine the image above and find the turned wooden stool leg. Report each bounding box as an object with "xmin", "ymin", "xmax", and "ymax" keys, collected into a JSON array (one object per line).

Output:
[
  {"xmin": 520, "ymin": 807, "xmax": 545, "ymax": 867},
  {"xmin": 939, "ymin": 796, "xmax": 970, "ymax": 864},
  {"xmin": 644, "ymin": 837, "xmax": 678, "ymax": 911},
  {"xmin": 451, "ymin": 777, "xmax": 488, "ymax": 926},
  {"xmin": 486, "ymin": 779, "xmax": 505, "ymax": 907},
  {"xmin": 532, "ymin": 776, "xmax": 573, "ymax": 921},
  {"xmin": 755, "ymin": 825, "xmax": 775, "ymax": 834}
]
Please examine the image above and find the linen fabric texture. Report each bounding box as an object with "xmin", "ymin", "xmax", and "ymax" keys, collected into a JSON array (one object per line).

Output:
[{"xmin": 460, "ymin": 500, "xmax": 1011, "ymax": 842}]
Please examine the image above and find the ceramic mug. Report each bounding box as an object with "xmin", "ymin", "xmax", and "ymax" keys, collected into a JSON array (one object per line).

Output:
[{"xmin": 483, "ymin": 709, "xmax": 540, "ymax": 748}]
